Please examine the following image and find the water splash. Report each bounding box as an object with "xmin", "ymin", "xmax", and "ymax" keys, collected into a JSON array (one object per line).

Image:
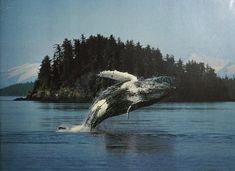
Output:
[{"xmin": 57, "ymin": 124, "xmax": 91, "ymax": 132}]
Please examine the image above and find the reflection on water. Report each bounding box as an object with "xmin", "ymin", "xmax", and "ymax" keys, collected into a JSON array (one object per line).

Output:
[
  {"xmin": 0, "ymin": 97, "xmax": 235, "ymax": 171},
  {"xmin": 36, "ymin": 102, "xmax": 90, "ymax": 111},
  {"xmin": 104, "ymin": 132, "xmax": 175, "ymax": 154}
]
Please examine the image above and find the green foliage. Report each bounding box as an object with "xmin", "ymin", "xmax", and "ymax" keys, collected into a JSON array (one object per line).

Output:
[
  {"xmin": 61, "ymin": 39, "xmax": 74, "ymax": 86},
  {"xmin": 31, "ymin": 34, "xmax": 235, "ymax": 101},
  {"xmin": 38, "ymin": 55, "xmax": 51, "ymax": 89},
  {"xmin": 0, "ymin": 82, "xmax": 34, "ymax": 96},
  {"xmin": 177, "ymin": 61, "xmax": 229, "ymax": 101}
]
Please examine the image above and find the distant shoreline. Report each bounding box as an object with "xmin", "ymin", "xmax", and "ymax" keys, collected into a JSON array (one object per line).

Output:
[
  {"xmin": 13, "ymin": 96, "xmax": 91, "ymax": 103},
  {"xmin": 13, "ymin": 96, "xmax": 235, "ymax": 103}
]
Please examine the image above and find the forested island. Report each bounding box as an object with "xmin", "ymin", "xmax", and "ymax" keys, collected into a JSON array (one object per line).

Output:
[
  {"xmin": 27, "ymin": 34, "xmax": 235, "ymax": 102},
  {"xmin": 0, "ymin": 82, "xmax": 34, "ymax": 96}
]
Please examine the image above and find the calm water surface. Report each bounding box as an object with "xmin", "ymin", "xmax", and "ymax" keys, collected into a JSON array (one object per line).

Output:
[{"xmin": 0, "ymin": 96, "xmax": 235, "ymax": 171}]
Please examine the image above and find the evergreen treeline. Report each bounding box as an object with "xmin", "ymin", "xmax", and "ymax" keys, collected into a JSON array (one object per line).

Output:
[
  {"xmin": 29, "ymin": 34, "xmax": 235, "ymax": 102},
  {"xmin": 0, "ymin": 82, "xmax": 34, "ymax": 96}
]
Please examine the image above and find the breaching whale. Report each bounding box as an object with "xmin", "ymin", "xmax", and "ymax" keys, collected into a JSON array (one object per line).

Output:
[{"xmin": 58, "ymin": 70, "xmax": 175, "ymax": 131}]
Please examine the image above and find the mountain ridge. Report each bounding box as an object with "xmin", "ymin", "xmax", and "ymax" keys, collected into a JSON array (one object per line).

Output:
[{"xmin": 0, "ymin": 82, "xmax": 34, "ymax": 96}]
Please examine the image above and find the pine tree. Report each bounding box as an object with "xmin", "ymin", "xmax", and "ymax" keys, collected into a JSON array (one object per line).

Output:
[
  {"xmin": 38, "ymin": 55, "xmax": 51, "ymax": 89},
  {"xmin": 74, "ymin": 39, "xmax": 81, "ymax": 78},
  {"xmin": 61, "ymin": 38, "xmax": 74, "ymax": 86},
  {"xmin": 51, "ymin": 45, "xmax": 62, "ymax": 89}
]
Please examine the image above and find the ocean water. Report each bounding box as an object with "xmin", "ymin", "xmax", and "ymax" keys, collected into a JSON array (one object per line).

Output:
[{"xmin": 0, "ymin": 96, "xmax": 235, "ymax": 171}]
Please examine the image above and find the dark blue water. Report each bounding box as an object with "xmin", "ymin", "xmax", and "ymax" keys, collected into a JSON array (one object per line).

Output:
[{"xmin": 1, "ymin": 96, "xmax": 235, "ymax": 171}]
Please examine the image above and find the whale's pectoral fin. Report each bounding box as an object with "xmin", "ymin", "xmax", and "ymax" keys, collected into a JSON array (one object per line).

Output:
[
  {"xmin": 126, "ymin": 100, "xmax": 143, "ymax": 119},
  {"xmin": 98, "ymin": 70, "xmax": 138, "ymax": 82},
  {"xmin": 126, "ymin": 104, "xmax": 134, "ymax": 119}
]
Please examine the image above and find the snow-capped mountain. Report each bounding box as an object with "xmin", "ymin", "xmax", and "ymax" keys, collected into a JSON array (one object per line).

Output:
[
  {"xmin": 187, "ymin": 53, "xmax": 235, "ymax": 78},
  {"xmin": 0, "ymin": 63, "xmax": 40, "ymax": 88},
  {"xmin": 217, "ymin": 61, "xmax": 235, "ymax": 78}
]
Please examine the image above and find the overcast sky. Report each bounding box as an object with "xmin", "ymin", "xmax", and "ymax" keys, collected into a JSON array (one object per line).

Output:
[{"xmin": 0, "ymin": 0, "xmax": 235, "ymax": 73}]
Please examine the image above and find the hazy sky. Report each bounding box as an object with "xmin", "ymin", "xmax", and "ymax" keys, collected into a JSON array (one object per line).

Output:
[{"xmin": 0, "ymin": 0, "xmax": 235, "ymax": 72}]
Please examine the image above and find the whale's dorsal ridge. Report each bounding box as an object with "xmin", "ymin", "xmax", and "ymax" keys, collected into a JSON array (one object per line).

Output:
[{"xmin": 98, "ymin": 70, "xmax": 138, "ymax": 82}]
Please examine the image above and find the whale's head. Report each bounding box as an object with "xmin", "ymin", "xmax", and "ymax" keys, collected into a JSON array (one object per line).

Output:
[
  {"xmin": 120, "ymin": 76, "xmax": 176, "ymax": 106},
  {"xmin": 141, "ymin": 76, "xmax": 176, "ymax": 100}
]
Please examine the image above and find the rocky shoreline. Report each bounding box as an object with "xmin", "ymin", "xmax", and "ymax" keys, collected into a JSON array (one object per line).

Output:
[
  {"xmin": 14, "ymin": 96, "xmax": 91, "ymax": 103},
  {"xmin": 14, "ymin": 91, "xmax": 234, "ymax": 103},
  {"xmin": 24, "ymin": 87, "xmax": 93, "ymax": 103}
]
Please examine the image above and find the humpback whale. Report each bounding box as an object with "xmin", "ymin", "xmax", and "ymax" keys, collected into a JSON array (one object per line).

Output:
[{"xmin": 58, "ymin": 70, "xmax": 175, "ymax": 131}]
